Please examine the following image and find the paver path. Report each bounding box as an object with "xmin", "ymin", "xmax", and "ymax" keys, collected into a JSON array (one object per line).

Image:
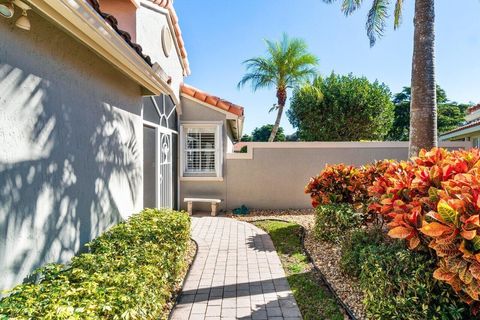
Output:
[{"xmin": 170, "ymin": 216, "xmax": 302, "ymax": 320}]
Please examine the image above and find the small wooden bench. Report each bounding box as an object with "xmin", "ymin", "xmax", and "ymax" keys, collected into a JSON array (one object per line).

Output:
[{"xmin": 184, "ymin": 198, "xmax": 222, "ymax": 216}]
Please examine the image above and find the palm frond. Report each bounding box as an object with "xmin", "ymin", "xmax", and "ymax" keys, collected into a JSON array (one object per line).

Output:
[
  {"xmin": 394, "ymin": 0, "xmax": 403, "ymax": 30},
  {"xmin": 238, "ymin": 33, "xmax": 318, "ymax": 99},
  {"xmin": 237, "ymin": 57, "xmax": 276, "ymax": 91},
  {"xmin": 341, "ymin": 0, "xmax": 364, "ymax": 15},
  {"xmin": 366, "ymin": 0, "xmax": 390, "ymax": 47}
]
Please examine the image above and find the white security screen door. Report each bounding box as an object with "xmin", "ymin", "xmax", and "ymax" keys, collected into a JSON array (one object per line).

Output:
[
  {"xmin": 157, "ymin": 130, "xmax": 173, "ymax": 209},
  {"xmin": 143, "ymin": 95, "xmax": 177, "ymax": 210}
]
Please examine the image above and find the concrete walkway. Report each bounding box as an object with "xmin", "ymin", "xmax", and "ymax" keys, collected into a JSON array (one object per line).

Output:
[{"xmin": 170, "ymin": 216, "xmax": 302, "ymax": 320}]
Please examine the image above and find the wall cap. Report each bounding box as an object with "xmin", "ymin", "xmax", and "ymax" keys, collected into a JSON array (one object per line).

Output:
[{"xmin": 226, "ymin": 141, "xmax": 473, "ymax": 160}]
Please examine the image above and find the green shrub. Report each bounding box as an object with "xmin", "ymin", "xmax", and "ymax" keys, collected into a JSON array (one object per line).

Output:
[
  {"xmin": 0, "ymin": 208, "xmax": 191, "ymax": 320},
  {"xmin": 314, "ymin": 203, "xmax": 362, "ymax": 242},
  {"xmin": 358, "ymin": 241, "xmax": 469, "ymax": 320},
  {"xmin": 339, "ymin": 228, "xmax": 384, "ymax": 277}
]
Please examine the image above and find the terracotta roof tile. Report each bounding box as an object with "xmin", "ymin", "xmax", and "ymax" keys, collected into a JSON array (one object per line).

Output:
[
  {"xmin": 468, "ymin": 104, "xmax": 480, "ymax": 114},
  {"xmin": 87, "ymin": 0, "xmax": 153, "ymax": 66},
  {"xmin": 181, "ymin": 84, "xmax": 244, "ymax": 117},
  {"xmin": 149, "ymin": 0, "xmax": 190, "ymax": 75}
]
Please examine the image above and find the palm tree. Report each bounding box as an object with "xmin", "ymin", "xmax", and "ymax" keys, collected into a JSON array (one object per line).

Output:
[
  {"xmin": 323, "ymin": 0, "xmax": 436, "ymax": 156},
  {"xmin": 238, "ymin": 34, "xmax": 318, "ymax": 142}
]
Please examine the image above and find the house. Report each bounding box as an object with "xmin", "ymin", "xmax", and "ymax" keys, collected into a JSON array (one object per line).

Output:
[
  {"xmin": 0, "ymin": 0, "xmax": 244, "ymax": 292},
  {"xmin": 440, "ymin": 104, "xmax": 480, "ymax": 147},
  {"xmin": 179, "ymin": 84, "xmax": 244, "ymax": 212}
]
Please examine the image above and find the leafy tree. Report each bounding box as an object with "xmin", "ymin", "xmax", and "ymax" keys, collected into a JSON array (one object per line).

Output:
[
  {"xmin": 240, "ymin": 134, "xmax": 252, "ymax": 142},
  {"xmin": 286, "ymin": 132, "xmax": 300, "ymax": 141},
  {"xmin": 322, "ymin": 0, "xmax": 437, "ymax": 156},
  {"xmin": 251, "ymin": 125, "xmax": 286, "ymax": 142},
  {"xmin": 287, "ymin": 73, "xmax": 394, "ymax": 141},
  {"xmin": 238, "ymin": 34, "xmax": 318, "ymax": 142},
  {"xmin": 386, "ymin": 86, "xmax": 467, "ymax": 140}
]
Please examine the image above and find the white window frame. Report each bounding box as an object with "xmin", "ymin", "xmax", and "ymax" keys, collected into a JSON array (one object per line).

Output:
[{"xmin": 180, "ymin": 121, "xmax": 223, "ymax": 181}]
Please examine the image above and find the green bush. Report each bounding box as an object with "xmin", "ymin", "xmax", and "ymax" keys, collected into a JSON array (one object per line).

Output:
[
  {"xmin": 314, "ymin": 203, "xmax": 362, "ymax": 242},
  {"xmin": 339, "ymin": 227, "xmax": 384, "ymax": 277},
  {"xmin": 0, "ymin": 208, "xmax": 191, "ymax": 320},
  {"xmin": 357, "ymin": 240, "xmax": 469, "ymax": 320}
]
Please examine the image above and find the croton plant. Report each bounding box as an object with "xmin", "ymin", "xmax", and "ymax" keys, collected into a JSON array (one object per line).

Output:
[
  {"xmin": 368, "ymin": 148, "xmax": 480, "ymax": 310},
  {"xmin": 307, "ymin": 148, "xmax": 480, "ymax": 313},
  {"xmin": 305, "ymin": 160, "xmax": 390, "ymax": 211}
]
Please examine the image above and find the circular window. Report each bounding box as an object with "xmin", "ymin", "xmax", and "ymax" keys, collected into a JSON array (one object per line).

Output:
[{"xmin": 162, "ymin": 26, "xmax": 173, "ymax": 57}]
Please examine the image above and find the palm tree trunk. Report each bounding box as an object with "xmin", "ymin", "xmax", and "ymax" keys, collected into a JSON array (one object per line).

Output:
[
  {"xmin": 269, "ymin": 105, "xmax": 284, "ymax": 142},
  {"xmin": 408, "ymin": 0, "xmax": 437, "ymax": 157},
  {"xmin": 269, "ymin": 89, "xmax": 287, "ymax": 142}
]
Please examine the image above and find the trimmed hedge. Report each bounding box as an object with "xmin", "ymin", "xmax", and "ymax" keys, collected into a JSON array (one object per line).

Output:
[{"xmin": 0, "ymin": 208, "xmax": 191, "ymax": 320}]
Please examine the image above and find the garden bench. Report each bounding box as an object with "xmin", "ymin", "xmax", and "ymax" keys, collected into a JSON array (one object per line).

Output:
[{"xmin": 184, "ymin": 198, "xmax": 222, "ymax": 216}]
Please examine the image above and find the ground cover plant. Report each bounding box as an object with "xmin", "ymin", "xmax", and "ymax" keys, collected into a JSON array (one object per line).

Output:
[
  {"xmin": 252, "ymin": 220, "xmax": 344, "ymax": 320},
  {"xmin": 342, "ymin": 228, "xmax": 469, "ymax": 319},
  {"xmin": 0, "ymin": 209, "xmax": 191, "ymax": 320}
]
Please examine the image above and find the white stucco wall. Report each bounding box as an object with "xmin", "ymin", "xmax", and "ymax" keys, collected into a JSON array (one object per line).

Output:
[
  {"xmin": 0, "ymin": 11, "xmax": 144, "ymax": 291},
  {"xmin": 136, "ymin": 2, "xmax": 185, "ymax": 101}
]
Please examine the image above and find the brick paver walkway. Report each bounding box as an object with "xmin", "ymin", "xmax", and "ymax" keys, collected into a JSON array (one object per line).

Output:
[{"xmin": 170, "ymin": 216, "xmax": 302, "ymax": 320}]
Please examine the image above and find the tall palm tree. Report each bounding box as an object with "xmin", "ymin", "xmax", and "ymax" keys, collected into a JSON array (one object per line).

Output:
[
  {"xmin": 323, "ymin": 0, "xmax": 436, "ymax": 156},
  {"xmin": 238, "ymin": 34, "xmax": 318, "ymax": 142}
]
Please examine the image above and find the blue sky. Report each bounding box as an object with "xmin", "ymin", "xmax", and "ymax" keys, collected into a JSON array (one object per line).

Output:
[{"xmin": 175, "ymin": 0, "xmax": 480, "ymax": 135}]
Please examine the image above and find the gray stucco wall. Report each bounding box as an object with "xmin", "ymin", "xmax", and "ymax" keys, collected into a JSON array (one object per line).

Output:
[
  {"xmin": 179, "ymin": 98, "xmax": 231, "ymax": 212},
  {"xmin": 0, "ymin": 11, "xmax": 144, "ymax": 291},
  {"xmin": 225, "ymin": 142, "xmax": 471, "ymax": 210},
  {"xmin": 226, "ymin": 146, "xmax": 407, "ymax": 210}
]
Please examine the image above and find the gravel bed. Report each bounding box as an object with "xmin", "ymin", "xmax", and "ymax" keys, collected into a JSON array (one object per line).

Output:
[
  {"xmin": 231, "ymin": 209, "xmax": 366, "ymax": 320},
  {"xmin": 226, "ymin": 209, "xmax": 315, "ymax": 229}
]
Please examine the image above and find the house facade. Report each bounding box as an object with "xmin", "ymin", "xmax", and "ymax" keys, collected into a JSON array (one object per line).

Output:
[
  {"xmin": 0, "ymin": 0, "xmax": 244, "ymax": 292},
  {"xmin": 178, "ymin": 84, "xmax": 244, "ymax": 212},
  {"xmin": 440, "ymin": 104, "xmax": 480, "ymax": 147}
]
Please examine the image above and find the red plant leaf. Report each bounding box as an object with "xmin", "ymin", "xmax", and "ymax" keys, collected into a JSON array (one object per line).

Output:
[
  {"xmin": 408, "ymin": 236, "xmax": 420, "ymax": 249},
  {"xmin": 420, "ymin": 222, "xmax": 452, "ymax": 237},
  {"xmin": 433, "ymin": 267, "xmax": 456, "ymax": 281},
  {"xmin": 388, "ymin": 226, "xmax": 414, "ymax": 239},
  {"xmin": 470, "ymin": 262, "xmax": 480, "ymax": 280},
  {"xmin": 462, "ymin": 229, "xmax": 477, "ymax": 241}
]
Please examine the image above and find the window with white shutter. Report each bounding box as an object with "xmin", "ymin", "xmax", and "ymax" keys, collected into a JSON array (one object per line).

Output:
[{"xmin": 181, "ymin": 123, "xmax": 222, "ymax": 178}]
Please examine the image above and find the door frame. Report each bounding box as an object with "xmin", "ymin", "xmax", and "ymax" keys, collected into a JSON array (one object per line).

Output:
[{"xmin": 143, "ymin": 119, "xmax": 177, "ymax": 209}]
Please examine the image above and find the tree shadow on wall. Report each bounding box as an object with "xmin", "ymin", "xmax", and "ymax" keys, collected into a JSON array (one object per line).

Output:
[{"xmin": 0, "ymin": 63, "xmax": 142, "ymax": 291}]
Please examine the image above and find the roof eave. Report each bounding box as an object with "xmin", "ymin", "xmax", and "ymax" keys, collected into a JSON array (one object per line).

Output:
[
  {"xmin": 227, "ymin": 116, "xmax": 244, "ymax": 142},
  {"xmin": 440, "ymin": 123, "xmax": 480, "ymax": 140},
  {"xmin": 28, "ymin": 0, "xmax": 175, "ymax": 99}
]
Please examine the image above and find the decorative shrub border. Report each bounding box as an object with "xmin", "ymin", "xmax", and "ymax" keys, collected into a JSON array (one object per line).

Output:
[
  {"xmin": 305, "ymin": 148, "xmax": 480, "ymax": 316},
  {"xmin": 0, "ymin": 209, "xmax": 192, "ymax": 319}
]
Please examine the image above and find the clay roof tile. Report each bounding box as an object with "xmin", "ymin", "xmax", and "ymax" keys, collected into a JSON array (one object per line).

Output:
[{"xmin": 181, "ymin": 84, "xmax": 244, "ymax": 117}]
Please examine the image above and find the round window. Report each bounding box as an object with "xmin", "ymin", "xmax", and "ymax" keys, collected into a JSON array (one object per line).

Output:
[{"xmin": 162, "ymin": 26, "xmax": 173, "ymax": 57}]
